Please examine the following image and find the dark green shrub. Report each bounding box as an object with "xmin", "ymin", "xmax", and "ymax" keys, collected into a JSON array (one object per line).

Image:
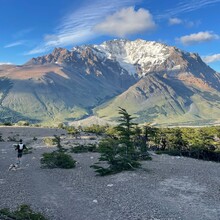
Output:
[
  {"xmin": 41, "ymin": 151, "xmax": 76, "ymax": 169},
  {"xmin": 138, "ymin": 151, "xmax": 152, "ymax": 160},
  {"xmin": 91, "ymin": 156, "xmax": 141, "ymax": 176},
  {"xmin": 70, "ymin": 144, "xmax": 97, "ymax": 153},
  {"xmin": 153, "ymin": 126, "xmax": 220, "ymax": 162},
  {"xmin": 0, "ymin": 204, "xmax": 47, "ymax": 220},
  {"xmin": 3, "ymin": 122, "xmax": 13, "ymax": 126}
]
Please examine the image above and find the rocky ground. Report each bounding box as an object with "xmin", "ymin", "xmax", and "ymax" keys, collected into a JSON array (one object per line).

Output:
[{"xmin": 0, "ymin": 126, "xmax": 219, "ymax": 220}]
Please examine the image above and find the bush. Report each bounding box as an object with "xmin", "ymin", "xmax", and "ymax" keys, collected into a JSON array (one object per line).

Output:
[
  {"xmin": 17, "ymin": 121, "xmax": 30, "ymax": 126},
  {"xmin": 155, "ymin": 149, "xmax": 220, "ymax": 162},
  {"xmin": 151, "ymin": 126, "xmax": 220, "ymax": 162},
  {"xmin": 70, "ymin": 144, "xmax": 97, "ymax": 153},
  {"xmin": 57, "ymin": 123, "xmax": 65, "ymax": 129},
  {"xmin": 0, "ymin": 204, "xmax": 47, "ymax": 220},
  {"xmin": 3, "ymin": 122, "xmax": 13, "ymax": 126},
  {"xmin": 91, "ymin": 156, "xmax": 141, "ymax": 176},
  {"xmin": 84, "ymin": 124, "xmax": 107, "ymax": 135},
  {"xmin": 91, "ymin": 137, "xmax": 141, "ymax": 176},
  {"xmin": 41, "ymin": 151, "xmax": 76, "ymax": 169},
  {"xmin": 43, "ymin": 137, "xmax": 58, "ymax": 146}
]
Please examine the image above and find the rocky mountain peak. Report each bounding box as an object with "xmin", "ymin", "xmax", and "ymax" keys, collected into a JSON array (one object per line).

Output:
[
  {"xmin": 52, "ymin": 47, "xmax": 69, "ymax": 56},
  {"xmin": 25, "ymin": 39, "xmax": 218, "ymax": 81}
]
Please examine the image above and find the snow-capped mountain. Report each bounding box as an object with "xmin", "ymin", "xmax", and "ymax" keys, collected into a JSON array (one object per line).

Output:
[
  {"xmin": 1, "ymin": 39, "xmax": 220, "ymax": 125},
  {"xmin": 92, "ymin": 39, "xmax": 171, "ymax": 76}
]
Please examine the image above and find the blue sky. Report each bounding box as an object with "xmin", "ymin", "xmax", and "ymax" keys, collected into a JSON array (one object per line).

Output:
[{"xmin": 1, "ymin": 0, "xmax": 220, "ymax": 72}]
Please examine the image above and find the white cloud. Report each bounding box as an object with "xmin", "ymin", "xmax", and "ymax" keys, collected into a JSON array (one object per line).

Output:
[
  {"xmin": 177, "ymin": 31, "xmax": 219, "ymax": 45},
  {"xmin": 168, "ymin": 18, "xmax": 201, "ymax": 28},
  {"xmin": 4, "ymin": 41, "xmax": 25, "ymax": 48},
  {"xmin": 202, "ymin": 54, "xmax": 220, "ymax": 63},
  {"xmin": 93, "ymin": 7, "xmax": 156, "ymax": 37},
  {"xmin": 27, "ymin": 0, "xmax": 141, "ymax": 55},
  {"xmin": 168, "ymin": 18, "xmax": 182, "ymax": 25},
  {"xmin": 0, "ymin": 62, "xmax": 13, "ymax": 65}
]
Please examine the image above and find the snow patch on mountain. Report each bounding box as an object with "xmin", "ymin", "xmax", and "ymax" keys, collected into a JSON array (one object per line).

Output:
[{"xmin": 92, "ymin": 39, "xmax": 171, "ymax": 76}]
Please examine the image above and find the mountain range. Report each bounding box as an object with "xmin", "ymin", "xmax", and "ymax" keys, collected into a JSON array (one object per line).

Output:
[{"xmin": 1, "ymin": 39, "xmax": 220, "ymax": 126}]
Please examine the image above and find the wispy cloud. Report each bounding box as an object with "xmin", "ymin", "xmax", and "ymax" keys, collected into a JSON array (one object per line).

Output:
[
  {"xmin": 4, "ymin": 40, "xmax": 25, "ymax": 48},
  {"xmin": 185, "ymin": 20, "xmax": 201, "ymax": 28},
  {"xmin": 159, "ymin": 0, "xmax": 220, "ymax": 18},
  {"xmin": 176, "ymin": 31, "xmax": 219, "ymax": 45},
  {"xmin": 168, "ymin": 18, "xmax": 183, "ymax": 25},
  {"xmin": 203, "ymin": 54, "xmax": 220, "ymax": 63},
  {"xmin": 93, "ymin": 7, "xmax": 156, "ymax": 37},
  {"xmin": 13, "ymin": 28, "xmax": 33, "ymax": 39},
  {"xmin": 27, "ymin": 0, "xmax": 140, "ymax": 55}
]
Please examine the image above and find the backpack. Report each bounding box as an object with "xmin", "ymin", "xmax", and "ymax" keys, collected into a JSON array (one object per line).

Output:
[{"xmin": 19, "ymin": 144, "xmax": 24, "ymax": 150}]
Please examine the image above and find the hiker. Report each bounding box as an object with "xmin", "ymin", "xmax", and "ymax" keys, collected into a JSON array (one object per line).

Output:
[{"xmin": 14, "ymin": 139, "xmax": 27, "ymax": 166}]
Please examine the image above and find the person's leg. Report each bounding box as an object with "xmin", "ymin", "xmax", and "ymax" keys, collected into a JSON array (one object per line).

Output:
[{"xmin": 17, "ymin": 153, "xmax": 22, "ymax": 166}]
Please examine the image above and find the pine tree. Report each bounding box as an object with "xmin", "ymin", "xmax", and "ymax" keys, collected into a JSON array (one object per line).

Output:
[
  {"xmin": 91, "ymin": 107, "xmax": 141, "ymax": 175},
  {"xmin": 116, "ymin": 107, "xmax": 136, "ymax": 155}
]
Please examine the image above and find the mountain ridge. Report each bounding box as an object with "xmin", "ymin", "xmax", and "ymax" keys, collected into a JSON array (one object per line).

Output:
[{"xmin": 1, "ymin": 39, "xmax": 220, "ymax": 126}]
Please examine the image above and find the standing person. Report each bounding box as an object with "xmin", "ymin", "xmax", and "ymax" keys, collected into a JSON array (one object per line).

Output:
[{"xmin": 15, "ymin": 139, "xmax": 27, "ymax": 166}]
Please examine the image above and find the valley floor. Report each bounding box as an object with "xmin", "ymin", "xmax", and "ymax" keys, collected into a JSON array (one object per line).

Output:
[{"xmin": 0, "ymin": 127, "xmax": 219, "ymax": 220}]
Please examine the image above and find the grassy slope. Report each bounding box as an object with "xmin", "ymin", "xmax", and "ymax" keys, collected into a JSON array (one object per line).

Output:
[{"xmin": 94, "ymin": 74, "xmax": 220, "ymax": 126}]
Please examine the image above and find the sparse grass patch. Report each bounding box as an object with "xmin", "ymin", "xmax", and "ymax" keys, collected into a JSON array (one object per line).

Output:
[
  {"xmin": 0, "ymin": 133, "xmax": 4, "ymax": 142},
  {"xmin": 16, "ymin": 121, "xmax": 30, "ymax": 126},
  {"xmin": 7, "ymin": 135, "xmax": 19, "ymax": 142},
  {"xmin": 83, "ymin": 124, "xmax": 108, "ymax": 135},
  {"xmin": 43, "ymin": 137, "xmax": 58, "ymax": 146},
  {"xmin": 23, "ymin": 147, "xmax": 33, "ymax": 155},
  {"xmin": 0, "ymin": 204, "xmax": 48, "ymax": 220}
]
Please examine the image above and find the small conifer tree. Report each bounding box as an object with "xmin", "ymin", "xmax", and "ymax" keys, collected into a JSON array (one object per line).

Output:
[{"xmin": 91, "ymin": 107, "xmax": 142, "ymax": 175}]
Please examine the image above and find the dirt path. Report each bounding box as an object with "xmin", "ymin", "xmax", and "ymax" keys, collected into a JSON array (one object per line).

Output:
[{"xmin": 0, "ymin": 127, "xmax": 220, "ymax": 220}]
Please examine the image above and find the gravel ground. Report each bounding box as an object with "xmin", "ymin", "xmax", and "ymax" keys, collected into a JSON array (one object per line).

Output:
[{"xmin": 0, "ymin": 127, "xmax": 220, "ymax": 220}]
